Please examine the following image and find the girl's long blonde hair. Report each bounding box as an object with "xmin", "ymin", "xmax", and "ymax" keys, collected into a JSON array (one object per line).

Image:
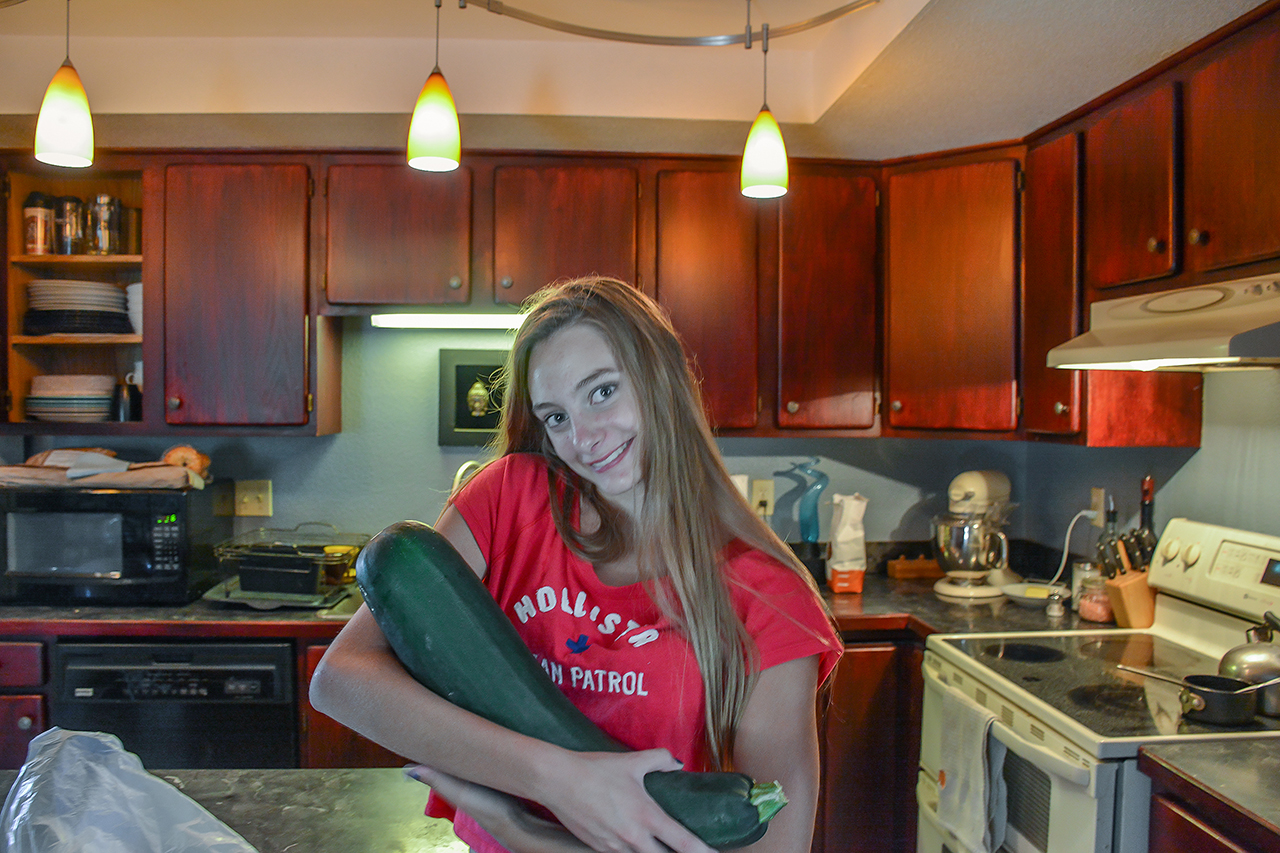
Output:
[{"xmin": 489, "ymin": 276, "xmax": 818, "ymax": 769}]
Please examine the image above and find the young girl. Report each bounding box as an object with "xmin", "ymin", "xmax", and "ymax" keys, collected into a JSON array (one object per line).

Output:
[{"xmin": 310, "ymin": 277, "xmax": 841, "ymax": 853}]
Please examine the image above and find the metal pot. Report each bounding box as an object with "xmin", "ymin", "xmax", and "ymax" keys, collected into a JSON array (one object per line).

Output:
[
  {"xmin": 1218, "ymin": 611, "xmax": 1280, "ymax": 717},
  {"xmin": 1116, "ymin": 665, "xmax": 1280, "ymax": 726}
]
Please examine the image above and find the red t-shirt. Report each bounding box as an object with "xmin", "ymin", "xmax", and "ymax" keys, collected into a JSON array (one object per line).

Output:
[{"xmin": 428, "ymin": 453, "xmax": 841, "ymax": 851}]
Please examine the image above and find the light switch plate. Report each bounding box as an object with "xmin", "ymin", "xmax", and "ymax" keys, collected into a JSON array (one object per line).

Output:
[
  {"xmin": 235, "ymin": 480, "xmax": 273, "ymax": 517},
  {"xmin": 750, "ymin": 479, "xmax": 775, "ymax": 517}
]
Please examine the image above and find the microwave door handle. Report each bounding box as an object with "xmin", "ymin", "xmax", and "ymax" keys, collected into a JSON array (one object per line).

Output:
[{"xmin": 989, "ymin": 719, "xmax": 1091, "ymax": 787}]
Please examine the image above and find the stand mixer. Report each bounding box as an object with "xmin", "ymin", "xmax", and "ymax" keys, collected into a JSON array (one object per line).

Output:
[{"xmin": 933, "ymin": 470, "xmax": 1018, "ymax": 600}]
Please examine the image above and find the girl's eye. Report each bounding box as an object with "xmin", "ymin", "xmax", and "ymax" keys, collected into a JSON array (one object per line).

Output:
[
  {"xmin": 542, "ymin": 412, "xmax": 567, "ymax": 429},
  {"xmin": 590, "ymin": 383, "xmax": 617, "ymax": 404}
]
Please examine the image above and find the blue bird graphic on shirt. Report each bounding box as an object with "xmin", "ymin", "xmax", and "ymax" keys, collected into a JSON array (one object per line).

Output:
[{"xmin": 565, "ymin": 634, "xmax": 590, "ymax": 654}]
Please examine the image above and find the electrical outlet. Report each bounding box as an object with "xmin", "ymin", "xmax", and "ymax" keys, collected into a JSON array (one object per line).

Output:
[
  {"xmin": 235, "ymin": 480, "xmax": 273, "ymax": 517},
  {"xmin": 1090, "ymin": 487, "xmax": 1106, "ymax": 527},
  {"xmin": 750, "ymin": 479, "xmax": 775, "ymax": 517}
]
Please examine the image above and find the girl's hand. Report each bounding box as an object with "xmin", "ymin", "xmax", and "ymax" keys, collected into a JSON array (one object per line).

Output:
[{"xmin": 533, "ymin": 748, "xmax": 717, "ymax": 853}]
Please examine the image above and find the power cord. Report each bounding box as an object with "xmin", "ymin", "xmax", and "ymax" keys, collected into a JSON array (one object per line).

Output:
[{"xmin": 1048, "ymin": 509, "xmax": 1099, "ymax": 586}]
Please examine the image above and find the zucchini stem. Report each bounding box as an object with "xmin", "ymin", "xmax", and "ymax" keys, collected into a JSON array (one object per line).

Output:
[{"xmin": 749, "ymin": 781, "xmax": 789, "ymax": 824}]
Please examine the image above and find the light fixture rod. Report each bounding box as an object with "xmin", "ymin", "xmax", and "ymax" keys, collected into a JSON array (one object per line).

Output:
[
  {"xmin": 465, "ymin": 0, "xmax": 878, "ymax": 47},
  {"xmin": 63, "ymin": 0, "xmax": 70, "ymax": 60},
  {"xmin": 434, "ymin": 0, "xmax": 442, "ymax": 68}
]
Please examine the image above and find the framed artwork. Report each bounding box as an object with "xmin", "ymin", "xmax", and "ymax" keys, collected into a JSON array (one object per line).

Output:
[{"xmin": 438, "ymin": 349, "xmax": 508, "ymax": 446}]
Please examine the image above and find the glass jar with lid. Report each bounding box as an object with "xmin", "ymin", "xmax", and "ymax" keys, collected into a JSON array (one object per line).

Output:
[{"xmin": 1078, "ymin": 575, "xmax": 1114, "ymax": 623}]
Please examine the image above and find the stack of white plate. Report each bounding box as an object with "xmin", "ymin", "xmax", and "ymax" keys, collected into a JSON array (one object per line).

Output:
[
  {"xmin": 28, "ymin": 280, "xmax": 127, "ymax": 313},
  {"xmin": 126, "ymin": 282, "xmax": 143, "ymax": 334},
  {"xmin": 27, "ymin": 374, "xmax": 115, "ymax": 422}
]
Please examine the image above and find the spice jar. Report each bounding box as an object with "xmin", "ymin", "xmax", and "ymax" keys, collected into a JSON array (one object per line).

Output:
[
  {"xmin": 22, "ymin": 192, "xmax": 55, "ymax": 255},
  {"xmin": 1078, "ymin": 575, "xmax": 1114, "ymax": 623}
]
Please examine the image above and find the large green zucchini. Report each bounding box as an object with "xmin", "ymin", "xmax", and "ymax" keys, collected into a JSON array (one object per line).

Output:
[{"xmin": 355, "ymin": 520, "xmax": 786, "ymax": 850}]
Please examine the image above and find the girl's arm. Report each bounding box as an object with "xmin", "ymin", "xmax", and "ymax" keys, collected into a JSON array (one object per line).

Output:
[
  {"xmin": 309, "ymin": 506, "xmax": 714, "ymax": 853},
  {"xmin": 732, "ymin": 655, "xmax": 824, "ymax": 853}
]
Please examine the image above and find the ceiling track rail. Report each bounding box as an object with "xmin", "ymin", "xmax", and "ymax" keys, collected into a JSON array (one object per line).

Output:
[{"xmin": 461, "ymin": 0, "xmax": 880, "ymax": 46}]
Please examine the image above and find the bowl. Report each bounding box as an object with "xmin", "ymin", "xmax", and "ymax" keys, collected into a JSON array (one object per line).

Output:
[{"xmin": 1002, "ymin": 582, "xmax": 1071, "ymax": 608}]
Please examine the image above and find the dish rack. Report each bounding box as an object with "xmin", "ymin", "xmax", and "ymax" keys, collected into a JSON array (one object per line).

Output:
[{"xmin": 214, "ymin": 522, "xmax": 370, "ymax": 597}]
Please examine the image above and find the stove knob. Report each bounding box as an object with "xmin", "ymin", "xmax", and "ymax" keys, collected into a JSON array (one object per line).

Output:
[
  {"xmin": 1184, "ymin": 543, "xmax": 1202, "ymax": 567},
  {"xmin": 1162, "ymin": 538, "xmax": 1182, "ymax": 562}
]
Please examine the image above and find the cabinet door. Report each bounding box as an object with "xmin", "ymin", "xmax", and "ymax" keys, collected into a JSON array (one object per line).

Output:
[
  {"xmin": 885, "ymin": 159, "xmax": 1019, "ymax": 431},
  {"xmin": 163, "ymin": 163, "xmax": 310, "ymax": 426},
  {"xmin": 0, "ymin": 695, "xmax": 44, "ymax": 769},
  {"xmin": 777, "ymin": 171, "xmax": 878, "ymax": 429},
  {"xmin": 1084, "ymin": 84, "xmax": 1179, "ymax": 289},
  {"xmin": 493, "ymin": 165, "xmax": 638, "ymax": 303},
  {"xmin": 820, "ymin": 643, "xmax": 922, "ymax": 853},
  {"xmin": 1023, "ymin": 133, "xmax": 1083, "ymax": 435},
  {"xmin": 1149, "ymin": 795, "xmax": 1252, "ymax": 853},
  {"xmin": 655, "ymin": 169, "xmax": 759, "ymax": 430},
  {"xmin": 1185, "ymin": 26, "xmax": 1280, "ymax": 272},
  {"xmin": 301, "ymin": 645, "xmax": 405, "ymax": 768},
  {"xmin": 325, "ymin": 163, "xmax": 472, "ymax": 305}
]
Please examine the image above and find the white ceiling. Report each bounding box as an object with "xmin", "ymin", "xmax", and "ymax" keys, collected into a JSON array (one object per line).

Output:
[{"xmin": 0, "ymin": 0, "xmax": 1272, "ymax": 159}]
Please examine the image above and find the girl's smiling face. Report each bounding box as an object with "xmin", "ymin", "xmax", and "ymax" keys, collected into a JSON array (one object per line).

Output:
[{"xmin": 528, "ymin": 323, "xmax": 644, "ymax": 511}]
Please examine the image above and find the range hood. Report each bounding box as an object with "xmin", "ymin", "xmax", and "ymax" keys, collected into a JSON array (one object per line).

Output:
[{"xmin": 1047, "ymin": 275, "xmax": 1280, "ymax": 371}]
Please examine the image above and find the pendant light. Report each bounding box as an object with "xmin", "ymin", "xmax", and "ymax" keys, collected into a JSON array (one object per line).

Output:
[
  {"xmin": 741, "ymin": 20, "xmax": 788, "ymax": 199},
  {"xmin": 407, "ymin": 0, "xmax": 461, "ymax": 172},
  {"xmin": 34, "ymin": 0, "xmax": 93, "ymax": 168}
]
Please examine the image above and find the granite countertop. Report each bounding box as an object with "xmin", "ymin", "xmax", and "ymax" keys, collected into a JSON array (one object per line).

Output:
[
  {"xmin": 1140, "ymin": 740, "xmax": 1280, "ymax": 849},
  {"xmin": 0, "ymin": 767, "xmax": 464, "ymax": 853}
]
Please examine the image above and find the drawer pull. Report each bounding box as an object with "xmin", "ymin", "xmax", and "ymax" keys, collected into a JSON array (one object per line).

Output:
[{"xmin": 16, "ymin": 716, "xmax": 32, "ymax": 731}]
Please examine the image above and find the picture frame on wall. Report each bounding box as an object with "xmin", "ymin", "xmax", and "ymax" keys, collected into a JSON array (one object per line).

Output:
[{"xmin": 439, "ymin": 349, "xmax": 508, "ymax": 446}]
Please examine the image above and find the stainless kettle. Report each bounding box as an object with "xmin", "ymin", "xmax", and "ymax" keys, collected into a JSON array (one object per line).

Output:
[{"xmin": 1218, "ymin": 611, "xmax": 1280, "ymax": 717}]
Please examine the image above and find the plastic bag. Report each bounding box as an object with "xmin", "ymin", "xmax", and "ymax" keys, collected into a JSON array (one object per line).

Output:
[{"xmin": 0, "ymin": 728, "xmax": 258, "ymax": 853}]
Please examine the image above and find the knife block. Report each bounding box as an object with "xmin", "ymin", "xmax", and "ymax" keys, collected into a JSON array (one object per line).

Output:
[{"xmin": 1105, "ymin": 571, "xmax": 1156, "ymax": 629}]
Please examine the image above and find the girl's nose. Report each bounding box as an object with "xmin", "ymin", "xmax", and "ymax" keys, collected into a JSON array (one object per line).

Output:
[{"xmin": 571, "ymin": 414, "xmax": 605, "ymax": 451}]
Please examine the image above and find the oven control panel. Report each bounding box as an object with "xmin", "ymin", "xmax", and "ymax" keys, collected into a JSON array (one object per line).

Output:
[{"xmin": 1149, "ymin": 517, "xmax": 1280, "ymax": 621}]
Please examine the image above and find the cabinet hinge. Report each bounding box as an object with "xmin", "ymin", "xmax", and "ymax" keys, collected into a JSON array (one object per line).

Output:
[
  {"xmin": 1, "ymin": 175, "xmax": 9, "ymax": 202},
  {"xmin": 1016, "ymin": 170, "xmax": 1026, "ymax": 192},
  {"xmin": 3, "ymin": 390, "xmax": 10, "ymax": 413},
  {"xmin": 874, "ymin": 189, "xmax": 881, "ymax": 207},
  {"xmin": 1016, "ymin": 396, "xmax": 1023, "ymax": 418},
  {"xmin": 308, "ymin": 176, "xmax": 316, "ymax": 197},
  {"xmin": 306, "ymin": 393, "xmax": 314, "ymax": 413}
]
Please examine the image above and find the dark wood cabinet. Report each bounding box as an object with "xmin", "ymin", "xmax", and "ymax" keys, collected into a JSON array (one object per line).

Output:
[
  {"xmin": 1023, "ymin": 134, "xmax": 1203, "ymax": 447},
  {"xmin": 818, "ymin": 641, "xmax": 922, "ymax": 853},
  {"xmin": 493, "ymin": 164, "xmax": 638, "ymax": 303},
  {"xmin": 301, "ymin": 644, "xmax": 406, "ymax": 769},
  {"xmin": 325, "ymin": 163, "xmax": 472, "ymax": 305},
  {"xmin": 163, "ymin": 163, "xmax": 313, "ymax": 427},
  {"xmin": 1184, "ymin": 24, "xmax": 1280, "ymax": 273},
  {"xmin": 885, "ymin": 158, "xmax": 1019, "ymax": 432},
  {"xmin": 0, "ymin": 643, "xmax": 45, "ymax": 768},
  {"xmin": 1083, "ymin": 83, "xmax": 1180, "ymax": 290},
  {"xmin": 777, "ymin": 169, "xmax": 878, "ymax": 430},
  {"xmin": 654, "ymin": 167, "xmax": 760, "ymax": 430},
  {"xmin": 1023, "ymin": 133, "xmax": 1084, "ymax": 436}
]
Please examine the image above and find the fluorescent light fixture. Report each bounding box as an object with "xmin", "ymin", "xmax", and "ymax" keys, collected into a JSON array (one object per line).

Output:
[{"xmin": 370, "ymin": 313, "xmax": 525, "ymax": 330}]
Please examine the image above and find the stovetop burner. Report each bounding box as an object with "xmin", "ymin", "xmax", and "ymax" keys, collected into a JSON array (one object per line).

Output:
[{"xmin": 982, "ymin": 642, "xmax": 1066, "ymax": 663}]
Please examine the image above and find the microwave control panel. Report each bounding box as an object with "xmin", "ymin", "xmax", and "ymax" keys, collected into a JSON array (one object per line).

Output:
[{"xmin": 151, "ymin": 512, "xmax": 183, "ymax": 573}]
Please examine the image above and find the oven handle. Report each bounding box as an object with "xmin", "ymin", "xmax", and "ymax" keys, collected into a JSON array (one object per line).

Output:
[
  {"xmin": 989, "ymin": 720, "xmax": 1090, "ymax": 787},
  {"xmin": 924, "ymin": 667, "xmax": 1091, "ymax": 788}
]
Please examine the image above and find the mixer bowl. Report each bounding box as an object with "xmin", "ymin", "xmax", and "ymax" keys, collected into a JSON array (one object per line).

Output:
[{"xmin": 934, "ymin": 513, "xmax": 1008, "ymax": 575}]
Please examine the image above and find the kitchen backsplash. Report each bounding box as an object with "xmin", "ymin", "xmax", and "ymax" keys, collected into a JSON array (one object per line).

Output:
[{"xmin": 15, "ymin": 321, "xmax": 1280, "ymax": 550}]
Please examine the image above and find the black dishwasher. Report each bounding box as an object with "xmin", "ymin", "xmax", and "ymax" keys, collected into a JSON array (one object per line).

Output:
[{"xmin": 50, "ymin": 642, "xmax": 297, "ymax": 769}]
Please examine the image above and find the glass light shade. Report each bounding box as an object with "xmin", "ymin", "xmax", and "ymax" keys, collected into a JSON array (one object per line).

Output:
[
  {"xmin": 407, "ymin": 68, "xmax": 461, "ymax": 172},
  {"xmin": 741, "ymin": 106, "xmax": 787, "ymax": 199},
  {"xmin": 34, "ymin": 59, "xmax": 94, "ymax": 168}
]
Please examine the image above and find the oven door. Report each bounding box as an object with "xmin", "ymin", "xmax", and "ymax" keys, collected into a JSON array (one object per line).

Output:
[{"xmin": 918, "ymin": 666, "xmax": 1122, "ymax": 853}]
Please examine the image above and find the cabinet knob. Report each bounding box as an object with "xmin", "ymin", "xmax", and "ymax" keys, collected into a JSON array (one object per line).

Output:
[
  {"xmin": 448, "ymin": 276, "xmax": 463, "ymax": 290},
  {"xmin": 890, "ymin": 400, "xmax": 903, "ymax": 412},
  {"xmin": 166, "ymin": 396, "xmax": 183, "ymax": 411},
  {"xmin": 1054, "ymin": 402, "xmax": 1069, "ymax": 415},
  {"xmin": 1188, "ymin": 228, "xmax": 1209, "ymax": 246},
  {"xmin": 500, "ymin": 277, "xmax": 514, "ymax": 289},
  {"xmin": 786, "ymin": 401, "xmax": 800, "ymax": 414},
  {"xmin": 16, "ymin": 716, "xmax": 32, "ymax": 731},
  {"xmin": 1146, "ymin": 237, "xmax": 1167, "ymax": 254}
]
